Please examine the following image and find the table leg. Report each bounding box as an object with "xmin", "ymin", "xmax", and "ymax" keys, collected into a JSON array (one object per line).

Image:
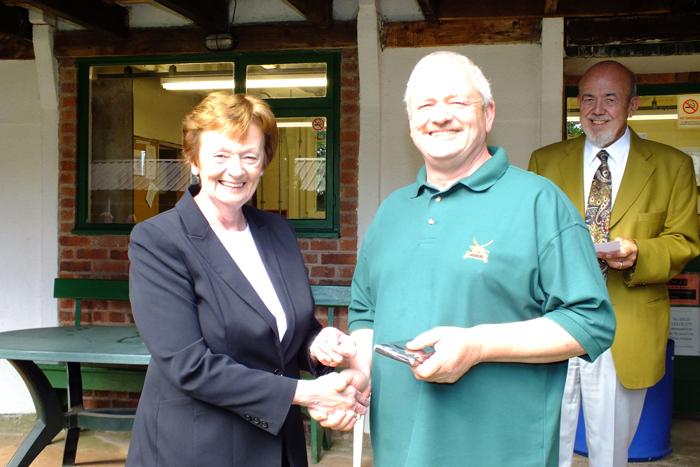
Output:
[
  {"xmin": 7, "ymin": 360, "xmax": 66, "ymax": 467},
  {"xmin": 62, "ymin": 362, "xmax": 84, "ymax": 466}
]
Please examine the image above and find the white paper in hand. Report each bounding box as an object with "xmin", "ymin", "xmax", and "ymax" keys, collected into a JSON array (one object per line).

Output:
[{"xmin": 594, "ymin": 241, "xmax": 621, "ymax": 253}]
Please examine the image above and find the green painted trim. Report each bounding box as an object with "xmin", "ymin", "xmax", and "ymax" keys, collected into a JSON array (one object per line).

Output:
[{"xmin": 74, "ymin": 50, "xmax": 342, "ymax": 237}]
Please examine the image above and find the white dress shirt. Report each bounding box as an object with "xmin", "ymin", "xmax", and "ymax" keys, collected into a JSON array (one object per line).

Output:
[{"xmin": 583, "ymin": 126, "xmax": 632, "ymax": 208}]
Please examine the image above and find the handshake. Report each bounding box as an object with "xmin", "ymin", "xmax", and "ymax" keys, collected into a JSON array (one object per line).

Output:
[{"xmin": 294, "ymin": 327, "xmax": 370, "ymax": 432}]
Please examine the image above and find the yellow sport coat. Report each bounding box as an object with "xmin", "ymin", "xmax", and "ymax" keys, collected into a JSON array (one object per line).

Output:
[{"xmin": 529, "ymin": 129, "xmax": 700, "ymax": 389}]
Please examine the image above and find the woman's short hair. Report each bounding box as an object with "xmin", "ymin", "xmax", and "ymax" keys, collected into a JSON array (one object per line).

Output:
[{"xmin": 183, "ymin": 92, "xmax": 279, "ymax": 169}]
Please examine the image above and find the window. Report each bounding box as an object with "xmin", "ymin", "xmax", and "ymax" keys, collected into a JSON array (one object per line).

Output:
[{"xmin": 75, "ymin": 51, "xmax": 341, "ymax": 237}]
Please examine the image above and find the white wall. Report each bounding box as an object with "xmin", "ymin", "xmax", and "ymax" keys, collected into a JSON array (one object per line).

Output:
[{"xmin": 0, "ymin": 60, "xmax": 46, "ymax": 413}]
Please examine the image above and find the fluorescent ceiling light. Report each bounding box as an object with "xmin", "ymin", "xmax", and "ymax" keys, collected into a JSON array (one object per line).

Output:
[
  {"xmin": 567, "ymin": 114, "xmax": 678, "ymax": 122},
  {"xmin": 277, "ymin": 121, "xmax": 314, "ymax": 128},
  {"xmin": 161, "ymin": 77, "xmax": 235, "ymax": 90},
  {"xmin": 247, "ymin": 78, "xmax": 327, "ymax": 89}
]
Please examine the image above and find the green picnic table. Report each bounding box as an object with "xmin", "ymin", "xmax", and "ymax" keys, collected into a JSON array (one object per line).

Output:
[{"xmin": 0, "ymin": 326, "xmax": 150, "ymax": 467}]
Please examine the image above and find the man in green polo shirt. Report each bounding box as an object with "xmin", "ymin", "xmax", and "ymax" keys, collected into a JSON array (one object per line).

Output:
[{"xmin": 342, "ymin": 51, "xmax": 616, "ymax": 466}]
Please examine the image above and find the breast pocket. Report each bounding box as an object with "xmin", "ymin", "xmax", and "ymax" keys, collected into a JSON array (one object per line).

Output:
[{"xmin": 636, "ymin": 211, "xmax": 666, "ymax": 239}]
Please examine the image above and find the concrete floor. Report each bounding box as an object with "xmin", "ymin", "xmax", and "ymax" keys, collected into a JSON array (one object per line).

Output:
[{"xmin": 1, "ymin": 414, "xmax": 698, "ymax": 466}]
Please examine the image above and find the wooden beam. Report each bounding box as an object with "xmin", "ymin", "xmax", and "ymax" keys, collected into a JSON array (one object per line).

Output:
[
  {"xmin": 284, "ymin": 0, "xmax": 333, "ymax": 29},
  {"xmin": 4, "ymin": 0, "xmax": 129, "ymax": 40},
  {"xmin": 0, "ymin": 4, "xmax": 31, "ymax": 41},
  {"xmin": 382, "ymin": 18, "xmax": 541, "ymax": 48},
  {"xmin": 436, "ymin": 0, "xmax": 674, "ymax": 18},
  {"xmin": 0, "ymin": 33, "xmax": 34, "ymax": 59},
  {"xmin": 54, "ymin": 22, "xmax": 357, "ymax": 58},
  {"xmin": 566, "ymin": 14, "xmax": 700, "ymax": 46},
  {"xmin": 544, "ymin": 0, "xmax": 559, "ymax": 15},
  {"xmin": 151, "ymin": 0, "xmax": 229, "ymax": 32},
  {"xmin": 415, "ymin": 0, "xmax": 441, "ymax": 27}
]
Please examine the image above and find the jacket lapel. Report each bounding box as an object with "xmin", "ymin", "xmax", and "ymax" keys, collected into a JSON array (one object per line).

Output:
[
  {"xmin": 558, "ymin": 137, "xmax": 586, "ymax": 218},
  {"xmin": 176, "ymin": 186, "xmax": 279, "ymax": 336},
  {"xmin": 610, "ymin": 130, "xmax": 655, "ymax": 228},
  {"xmin": 246, "ymin": 206, "xmax": 297, "ymax": 350}
]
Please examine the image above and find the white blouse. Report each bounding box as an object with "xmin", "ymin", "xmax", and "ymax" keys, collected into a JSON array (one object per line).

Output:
[{"xmin": 213, "ymin": 225, "xmax": 287, "ymax": 341}]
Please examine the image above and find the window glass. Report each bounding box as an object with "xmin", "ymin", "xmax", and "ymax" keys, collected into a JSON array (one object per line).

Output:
[
  {"xmin": 258, "ymin": 117, "xmax": 327, "ymax": 219},
  {"xmin": 246, "ymin": 63, "xmax": 327, "ymax": 99},
  {"xmin": 77, "ymin": 53, "xmax": 339, "ymax": 235}
]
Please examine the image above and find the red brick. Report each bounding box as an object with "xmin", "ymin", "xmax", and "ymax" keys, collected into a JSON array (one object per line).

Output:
[
  {"xmin": 60, "ymin": 160, "xmax": 76, "ymax": 171},
  {"xmin": 341, "ymin": 103, "xmax": 359, "ymax": 115},
  {"xmin": 310, "ymin": 266, "xmax": 336, "ymax": 278},
  {"xmin": 61, "ymin": 82, "xmax": 76, "ymax": 94},
  {"xmin": 76, "ymin": 248, "xmax": 109, "ymax": 260},
  {"xmin": 340, "ymin": 185, "xmax": 358, "ymax": 198},
  {"xmin": 310, "ymin": 239, "xmax": 338, "ymax": 251},
  {"xmin": 60, "ymin": 261, "xmax": 92, "ymax": 272},
  {"xmin": 60, "ymin": 236, "xmax": 91, "ymax": 246},
  {"xmin": 340, "ymin": 131, "xmax": 358, "ymax": 143},
  {"xmin": 303, "ymin": 253, "xmax": 319, "ymax": 264},
  {"xmin": 340, "ymin": 239, "xmax": 357, "ymax": 251},
  {"xmin": 340, "ymin": 212, "xmax": 357, "ymax": 226},
  {"xmin": 321, "ymin": 253, "xmax": 357, "ymax": 265},
  {"xmin": 59, "ymin": 172, "xmax": 76, "ymax": 185},
  {"xmin": 60, "ymin": 96, "xmax": 77, "ymax": 108},
  {"xmin": 340, "ymin": 116, "xmax": 359, "ymax": 130},
  {"xmin": 339, "ymin": 266, "xmax": 355, "ymax": 278},
  {"xmin": 340, "ymin": 171, "xmax": 358, "ymax": 184},
  {"xmin": 341, "ymin": 89, "xmax": 359, "ymax": 101}
]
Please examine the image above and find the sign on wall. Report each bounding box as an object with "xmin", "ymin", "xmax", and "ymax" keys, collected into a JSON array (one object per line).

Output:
[
  {"xmin": 678, "ymin": 95, "xmax": 700, "ymax": 129},
  {"xmin": 670, "ymin": 307, "xmax": 700, "ymax": 356}
]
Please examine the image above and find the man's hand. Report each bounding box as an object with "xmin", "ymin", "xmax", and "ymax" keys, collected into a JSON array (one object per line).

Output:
[
  {"xmin": 599, "ymin": 237, "xmax": 638, "ymax": 270},
  {"xmin": 407, "ymin": 326, "xmax": 481, "ymax": 383},
  {"xmin": 305, "ymin": 369, "xmax": 370, "ymax": 431},
  {"xmin": 310, "ymin": 327, "xmax": 357, "ymax": 367}
]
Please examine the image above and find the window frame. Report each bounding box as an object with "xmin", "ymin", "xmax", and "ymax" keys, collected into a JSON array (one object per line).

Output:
[{"xmin": 74, "ymin": 50, "xmax": 341, "ymax": 237}]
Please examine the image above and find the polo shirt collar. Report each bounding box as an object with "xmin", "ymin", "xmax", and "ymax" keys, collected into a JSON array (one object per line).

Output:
[{"xmin": 412, "ymin": 146, "xmax": 509, "ymax": 197}]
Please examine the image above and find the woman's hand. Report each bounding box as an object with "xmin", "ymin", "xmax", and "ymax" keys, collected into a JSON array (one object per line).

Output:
[
  {"xmin": 295, "ymin": 372, "xmax": 369, "ymax": 431},
  {"xmin": 310, "ymin": 327, "xmax": 357, "ymax": 367},
  {"xmin": 306, "ymin": 369, "xmax": 370, "ymax": 431}
]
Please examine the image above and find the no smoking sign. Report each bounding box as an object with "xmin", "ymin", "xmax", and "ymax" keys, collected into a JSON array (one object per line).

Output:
[{"xmin": 312, "ymin": 118, "xmax": 325, "ymax": 131}]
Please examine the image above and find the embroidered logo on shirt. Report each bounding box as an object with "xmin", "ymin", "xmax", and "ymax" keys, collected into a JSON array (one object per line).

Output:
[{"xmin": 463, "ymin": 237, "xmax": 493, "ymax": 263}]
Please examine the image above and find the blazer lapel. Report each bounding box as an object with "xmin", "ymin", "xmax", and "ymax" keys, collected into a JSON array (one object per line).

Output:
[
  {"xmin": 558, "ymin": 138, "xmax": 586, "ymax": 218},
  {"xmin": 246, "ymin": 207, "xmax": 297, "ymax": 350},
  {"xmin": 610, "ymin": 131, "xmax": 655, "ymax": 228},
  {"xmin": 176, "ymin": 186, "xmax": 279, "ymax": 336}
]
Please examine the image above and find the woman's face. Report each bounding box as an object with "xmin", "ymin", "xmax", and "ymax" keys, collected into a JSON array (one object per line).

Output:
[{"xmin": 192, "ymin": 123, "xmax": 265, "ymax": 215}]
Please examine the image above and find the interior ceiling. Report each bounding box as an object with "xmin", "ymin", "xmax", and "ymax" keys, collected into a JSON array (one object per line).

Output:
[{"xmin": 1, "ymin": 0, "xmax": 699, "ymax": 58}]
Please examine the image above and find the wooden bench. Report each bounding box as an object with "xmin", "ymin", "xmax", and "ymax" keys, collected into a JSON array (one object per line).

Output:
[{"xmin": 47, "ymin": 278, "xmax": 351, "ymax": 464}]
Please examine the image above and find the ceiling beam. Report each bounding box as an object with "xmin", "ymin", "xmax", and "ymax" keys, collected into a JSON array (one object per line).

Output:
[
  {"xmin": 284, "ymin": 0, "xmax": 333, "ymax": 29},
  {"xmin": 436, "ymin": 0, "xmax": 675, "ymax": 19},
  {"xmin": 0, "ymin": 4, "xmax": 31, "ymax": 41},
  {"xmin": 0, "ymin": 33, "xmax": 34, "ymax": 58},
  {"xmin": 151, "ymin": 0, "xmax": 229, "ymax": 32},
  {"xmin": 4, "ymin": 0, "xmax": 129, "ymax": 40},
  {"xmin": 382, "ymin": 18, "xmax": 541, "ymax": 48},
  {"xmin": 415, "ymin": 0, "xmax": 441, "ymax": 27},
  {"xmin": 53, "ymin": 21, "xmax": 357, "ymax": 58},
  {"xmin": 566, "ymin": 13, "xmax": 700, "ymax": 46}
]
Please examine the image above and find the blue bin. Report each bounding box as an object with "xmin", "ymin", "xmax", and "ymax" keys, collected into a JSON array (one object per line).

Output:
[{"xmin": 573, "ymin": 339, "xmax": 674, "ymax": 462}]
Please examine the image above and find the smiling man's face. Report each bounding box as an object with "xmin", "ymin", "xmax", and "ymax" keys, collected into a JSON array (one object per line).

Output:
[
  {"xmin": 578, "ymin": 62, "xmax": 640, "ymax": 148},
  {"xmin": 407, "ymin": 62, "xmax": 494, "ymax": 176}
]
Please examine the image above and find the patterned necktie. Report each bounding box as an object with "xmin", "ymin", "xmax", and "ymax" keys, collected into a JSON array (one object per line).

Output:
[{"xmin": 585, "ymin": 150, "xmax": 612, "ymax": 279}]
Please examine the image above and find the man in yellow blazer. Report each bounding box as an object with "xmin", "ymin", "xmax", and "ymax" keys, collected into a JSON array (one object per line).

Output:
[{"xmin": 529, "ymin": 60, "xmax": 700, "ymax": 467}]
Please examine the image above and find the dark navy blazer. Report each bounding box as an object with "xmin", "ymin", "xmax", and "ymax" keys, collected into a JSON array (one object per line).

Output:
[{"xmin": 126, "ymin": 184, "xmax": 326, "ymax": 467}]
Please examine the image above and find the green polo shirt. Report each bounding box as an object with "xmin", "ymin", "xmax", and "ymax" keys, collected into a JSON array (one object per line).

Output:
[{"xmin": 349, "ymin": 147, "xmax": 615, "ymax": 467}]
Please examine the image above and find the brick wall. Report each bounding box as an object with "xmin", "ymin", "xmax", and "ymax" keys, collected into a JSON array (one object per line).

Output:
[{"xmin": 57, "ymin": 48, "xmax": 359, "ymax": 408}]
